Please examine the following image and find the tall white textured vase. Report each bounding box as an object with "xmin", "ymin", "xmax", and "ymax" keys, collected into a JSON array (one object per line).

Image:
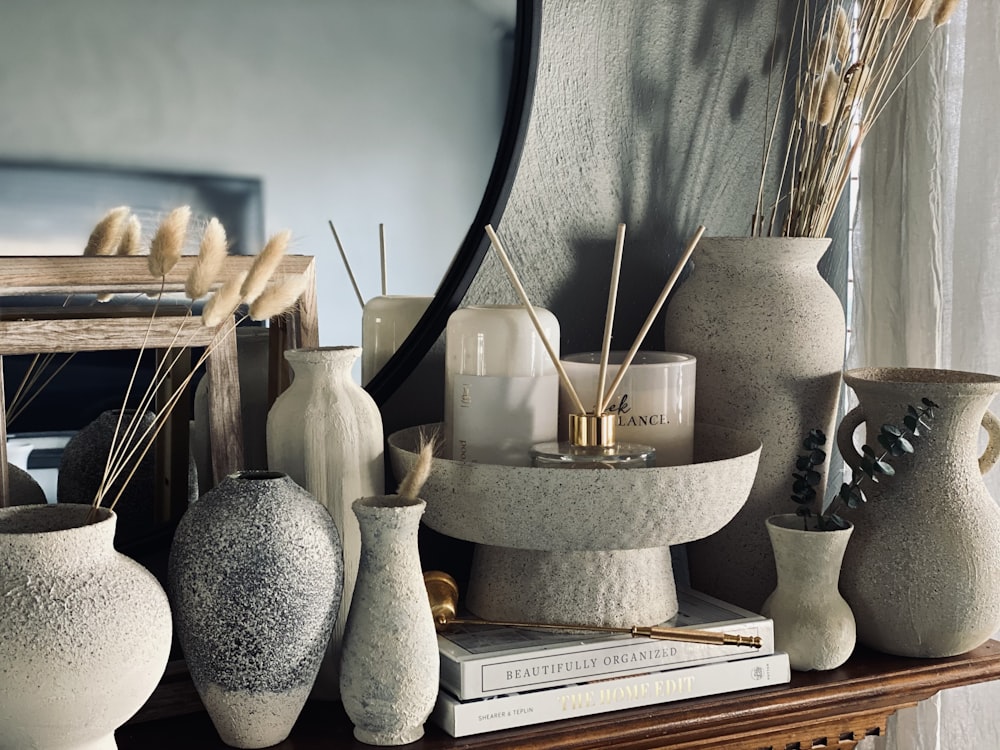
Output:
[
  {"xmin": 664, "ymin": 237, "xmax": 845, "ymax": 611},
  {"xmin": 340, "ymin": 496, "xmax": 439, "ymax": 745},
  {"xmin": 267, "ymin": 346, "xmax": 385, "ymax": 698},
  {"xmin": 0, "ymin": 504, "xmax": 172, "ymax": 749}
]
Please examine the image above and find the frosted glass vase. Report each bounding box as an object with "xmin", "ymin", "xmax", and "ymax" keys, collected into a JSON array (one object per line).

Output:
[{"xmin": 266, "ymin": 346, "xmax": 384, "ymax": 698}]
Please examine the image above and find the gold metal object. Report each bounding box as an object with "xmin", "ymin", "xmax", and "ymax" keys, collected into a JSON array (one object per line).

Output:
[
  {"xmin": 569, "ymin": 412, "xmax": 617, "ymax": 448},
  {"xmin": 423, "ymin": 571, "xmax": 761, "ymax": 649}
]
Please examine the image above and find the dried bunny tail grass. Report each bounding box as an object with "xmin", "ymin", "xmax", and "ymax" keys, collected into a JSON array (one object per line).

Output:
[
  {"xmin": 817, "ymin": 67, "xmax": 841, "ymax": 125},
  {"xmin": 201, "ymin": 270, "xmax": 248, "ymax": 328},
  {"xmin": 397, "ymin": 432, "xmax": 437, "ymax": 500},
  {"xmin": 84, "ymin": 206, "xmax": 130, "ymax": 257},
  {"xmin": 882, "ymin": 0, "xmax": 902, "ymax": 19},
  {"xmin": 908, "ymin": 0, "xmax": 933, "ymax": 20},
  {"xmin": 117, "ymin": 214, "xmax": 143, "ymax": 256},
  {"xmin": 843, "ymin": 62, "xmax": 870, "ymax": 110},
  {"xmin": 933, "ymin": 0, "xmax": 959, "ymax": 26},
  {"xmin": 149, "ymin": 205, "xmax": 191, "ymax": 277},
  {"xmin": 240, "ymin": 229, "xmax": 291, "ymax": 304},
  {"xmin": 834, "ymin": 7, "xmax": 851, "ymax": 64},
  {"xmin": 248, "ymin": 274, "xmax": 309, "ymax": 321},
  {"xmin": 185, "ymin": 217, "xmax": 228, "ymax": 299},
  {"xmin": 808, "ymin": 32, "xmax": 833, "ymax": 75}
]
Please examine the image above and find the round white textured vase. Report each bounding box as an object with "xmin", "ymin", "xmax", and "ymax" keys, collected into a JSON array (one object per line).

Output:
[
  {"xmin": 340, "ymin": 496, "xmax": 439, "ymax": 745},
  {"xmin": 266, "ymin": 346, "xmax": 385, "ymax": 698},
  {"xmin": 760, "ymin": 514, "xmax": 856, "ymax": 671},
  {"xmin": 0, "ymin": 504, "xmax": 172, "ymax": 750},
  {"xmin": 664, "ymin": 237, "xmax": 845, "ymax": 611}
]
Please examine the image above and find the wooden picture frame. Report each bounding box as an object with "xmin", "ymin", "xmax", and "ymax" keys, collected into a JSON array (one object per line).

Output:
[{"xmin": 0, "ymin": 254, "xmax": 318, "ymax": 510}]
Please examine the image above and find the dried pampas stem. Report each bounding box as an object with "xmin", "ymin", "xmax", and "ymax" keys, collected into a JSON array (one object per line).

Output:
[
  {"xmin": 149, "ymin": 205, "xmax": 191, "ymax": 277},
  {"xmin": 817, "ymin": 68, "xmax": 840, "ymax": 125},
  {"xmin": 398, "ymin": 435, "xmax": 436, "ymax": 500},
  {"xmin": 84, "ymin": 206, "xmax": 130, "ymax": 257},
  {"xmin": 934, "ymin": 0, "xmax": 959, "ymax": 25},
  {"xmin": 249, "ymin": 274, "xmax": 309, "ymax": 321},
  {"xmin": 202, "ymin": 270, "xmax": 248, "ymax": 328},
  {"xmin": 185, "ymin": 217, "xmax": 228, "ymax": 299},
  {"xmin": 908, "ymin": 0, "xmax": 933, "ymax": 20},
  {"xmin": 240, "ymin": 229, "xmax": 291, "ymax": 303}
]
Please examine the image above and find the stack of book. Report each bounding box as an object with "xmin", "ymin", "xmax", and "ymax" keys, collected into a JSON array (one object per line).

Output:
[{"xmin": 431, "ymin": 588, "xmax": 790, "ymax": 737}]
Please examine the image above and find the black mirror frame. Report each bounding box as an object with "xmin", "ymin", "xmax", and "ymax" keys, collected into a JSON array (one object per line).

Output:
[{"xmin": 364, "ymin": 0, "xmax": 541, "ymax": 406}]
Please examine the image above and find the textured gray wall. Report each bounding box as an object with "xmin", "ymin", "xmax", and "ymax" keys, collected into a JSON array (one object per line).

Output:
[{"xmin": 465, "ymin": 0, "xmax": 814, "ymax": 356}]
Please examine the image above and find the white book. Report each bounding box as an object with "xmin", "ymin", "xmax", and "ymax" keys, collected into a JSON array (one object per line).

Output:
[
  {"xmin": 438, "ymin": 588, "xmax": 772, "ymax": 699},
  {"xmin": 432, "ymin": 651, "xmax": 791, "ymax": 737}
]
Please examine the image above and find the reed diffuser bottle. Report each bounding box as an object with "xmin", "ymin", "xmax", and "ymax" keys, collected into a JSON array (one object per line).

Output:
[{"xmin": 530, "ymin": 412, "xmax": 654, "ymax": 468}]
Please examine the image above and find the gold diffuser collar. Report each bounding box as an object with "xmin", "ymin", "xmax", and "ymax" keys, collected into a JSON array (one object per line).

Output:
[{"xmin": 569, "ymin": 413, "xmax": 617, "ymax": 448}]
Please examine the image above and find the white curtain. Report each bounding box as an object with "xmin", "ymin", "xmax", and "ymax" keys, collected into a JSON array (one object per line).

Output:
[{"xmin": 852, "ymin": 3, "xmax": 1000, "ymax": 748}]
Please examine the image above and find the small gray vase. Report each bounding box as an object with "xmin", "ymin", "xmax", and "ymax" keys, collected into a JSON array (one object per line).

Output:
[
  {"xmin": 340, "ymin": 495, "xmax": 439, "ymax": 746},
  {"xmin": 169, "ymin": 471, "xmax": 344, "ymax": 748}
]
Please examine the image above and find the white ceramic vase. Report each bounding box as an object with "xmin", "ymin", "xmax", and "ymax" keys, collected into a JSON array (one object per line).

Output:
[
  {"xmin": 266, "ymin": 346, "xmax": 384, "ymax": 698},
  {"xmin": 169, "ymin": 471, "xmax": 344, "ymax": 748},
  {"xmin": 0, "ymin": 503, "xmax": 172, "ymax": 750},
  {"xmin": 340, "ymin": 495, "xmax": 439, "ymax": 745},
  {"xmin": 838, "ymin": 367, "xmax": 1000, "ymax": 657},
  {"xmin": 663, "ymin": 237, "xmax": 846, "ymax": 611},
  {"xmin": 761, "ymin": 514, "xmax": 856, "ymax": 671}
]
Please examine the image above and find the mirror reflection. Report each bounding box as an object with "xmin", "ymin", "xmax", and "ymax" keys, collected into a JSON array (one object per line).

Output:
[{"xmin": 0, "ymin": 0, "xmax": 516, "ymax": 347}]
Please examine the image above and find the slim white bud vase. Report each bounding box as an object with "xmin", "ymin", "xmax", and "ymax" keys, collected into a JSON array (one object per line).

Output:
[{"xmin": 340, "ymin": 496, "xmax": 439, "ymax": 745}]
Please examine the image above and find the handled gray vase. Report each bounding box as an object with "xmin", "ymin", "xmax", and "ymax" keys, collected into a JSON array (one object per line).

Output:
[
  {"xmin": 664, "ymin": 237, "xmax": 846, "ymax": 611},
  {"xmin": 838, "ymin": 367, "xmax": 1000, "ymax": 657},
  {"xmin": 169, "ymin": 471, "xmax": 344, "ymax": 748},
  {"xmin": 340, "ymin": 495, "xmax": 439, "ymax": 745}
]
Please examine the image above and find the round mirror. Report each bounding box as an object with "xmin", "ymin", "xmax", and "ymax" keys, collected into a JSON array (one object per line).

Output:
[{"xmin": 0, "ymin": 0, "xmax": 540, "ymax": 406}]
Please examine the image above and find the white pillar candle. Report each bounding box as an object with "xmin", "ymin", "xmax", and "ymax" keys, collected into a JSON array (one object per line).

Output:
[{"xmin": 361, "ymin": 295, "xmax": 433, "ymax": 385}]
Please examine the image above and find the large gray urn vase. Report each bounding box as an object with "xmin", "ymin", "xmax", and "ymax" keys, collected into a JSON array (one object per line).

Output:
[
  {"xmin": 664, "ymin": 237, "xmax": 845, "ymax": 611},
  {"xmin": 169, "ymin": 471, "xmax": 344, "ymax": 748}
]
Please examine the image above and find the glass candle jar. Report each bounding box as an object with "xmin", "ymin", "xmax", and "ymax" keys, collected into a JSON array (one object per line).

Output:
[
  {"xmin": 361, "ymin": 295, "xmax": 433, "ymax": 385},
  {"xmin": 444, "ymin": 305, "xmax": 560, "ymax": 466}
]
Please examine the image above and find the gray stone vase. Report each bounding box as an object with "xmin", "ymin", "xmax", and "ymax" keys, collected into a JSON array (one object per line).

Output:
[
  {"xmin": 340, "ymin": 495, "xmax": 439, "ymax": 746},
  {"xmin": 838, "ymin": 367, "xmax": 1000, "ymax": 657},
  {"xmin": 169, "ymin": 471, "xmax": 344, "ymax": 748},
  {"xmin": 664, "ymin": 237, "xmax": 846, "ymax": 611},
  {"xmin": 761, "ymin": 514, "xmax": 856, "ymax": 671}
]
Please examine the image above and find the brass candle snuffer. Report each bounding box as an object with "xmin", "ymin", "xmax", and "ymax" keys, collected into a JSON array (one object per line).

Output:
[{"xmin": 424, "ymin": 571, "xmax": 762, "ymax": 649}]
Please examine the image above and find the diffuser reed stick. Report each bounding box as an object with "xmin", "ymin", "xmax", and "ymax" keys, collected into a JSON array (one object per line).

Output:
[
  {"xmin": 329, "ymin": 220, "xmax": 365, "ymax": 309},
  {"xmin": 600, "ymin": 225, "xmax": 706, "ymax": 409},
  {"xmin": 484, "ymin": 224, "xmax": 588, "ymax": 416},
  {"xmin": 595, "ymin": 224, "xmax": 627, "ymax": 415},
  {"xmin": 379, "ymin": 223, "xmax": 388, "ymax": 296}
]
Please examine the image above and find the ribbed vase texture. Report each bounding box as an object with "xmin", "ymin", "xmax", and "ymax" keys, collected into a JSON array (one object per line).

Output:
[
  {"xmin": 340, "ymin": 496, "xmax": 439, "ymax": 745},
  {"xmin": 169, "ymin": 471, "xmax": 344, "ymax": 748},
  {"xmin": 0, "ymin": 504, "xmax": 172, "ymax": 750},
  {"xmin": 838, "ymin": 368, "xmax": 1000, "ymax": 657},
  {"xmin": 761, "ymin": 514, "xmax": 855, "ymax": 671},
  {"xmin": 266, "ymin": 345, "xmax": 384, "ymax": 698},
  {"xmin": 664, "ymin": 237, "xmax": 845, "ymax": 611}
]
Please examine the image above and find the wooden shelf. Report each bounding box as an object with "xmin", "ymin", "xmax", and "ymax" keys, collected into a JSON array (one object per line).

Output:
[{"xmin": 117, "ymin": 641, "xmax": 1000, "ymax": 750}]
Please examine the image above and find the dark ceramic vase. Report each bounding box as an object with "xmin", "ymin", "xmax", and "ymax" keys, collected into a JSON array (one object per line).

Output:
[
  {"xmin": 57, "ymin": 409, "xmax": 197, "ymax": 548},
  {"xmin": 168, "ymin": 471, "xmax": 344, "ymax": 749}
]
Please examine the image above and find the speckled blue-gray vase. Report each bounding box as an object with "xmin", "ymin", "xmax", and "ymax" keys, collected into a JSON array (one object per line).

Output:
[{"xmin": 169, "ymin": 471, "xmax": 344, "ymax": 748}]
